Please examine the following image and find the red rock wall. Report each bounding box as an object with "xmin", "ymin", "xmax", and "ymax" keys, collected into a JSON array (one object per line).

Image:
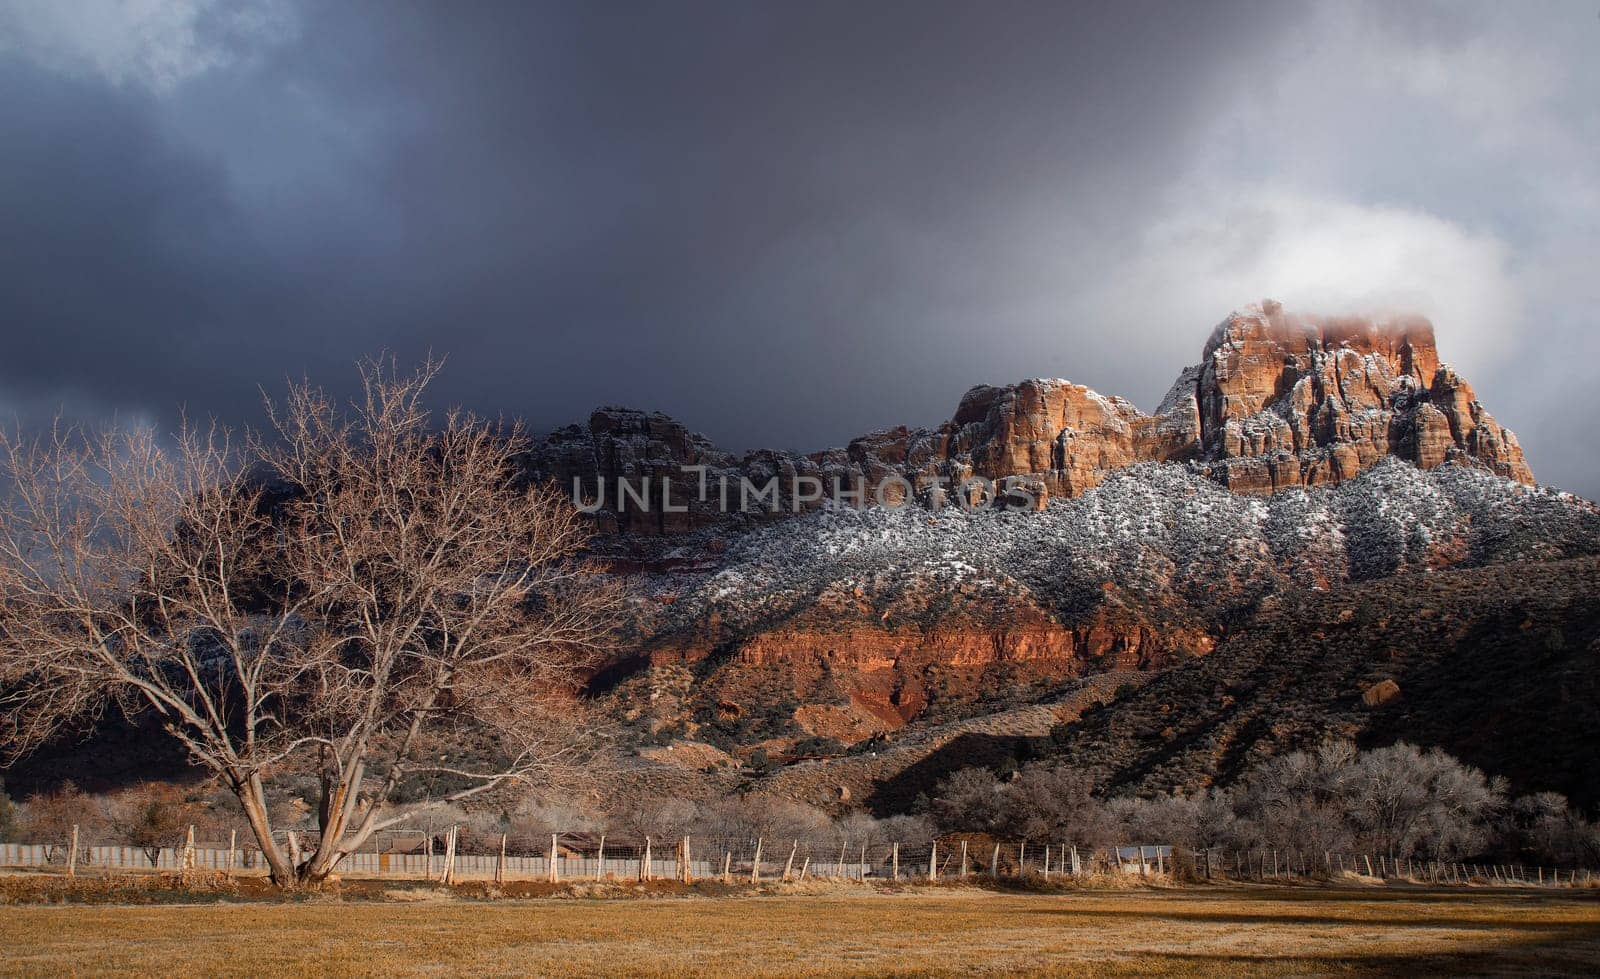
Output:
[{"xmin": 527, "ymin": 301, "xmax": 1534, "ymax": 533}]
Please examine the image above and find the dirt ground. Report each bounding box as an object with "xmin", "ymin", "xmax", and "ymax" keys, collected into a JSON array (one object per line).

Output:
[{"xmin": 2, "ymin": 880, "xmax": 1599, "ymax": 977}]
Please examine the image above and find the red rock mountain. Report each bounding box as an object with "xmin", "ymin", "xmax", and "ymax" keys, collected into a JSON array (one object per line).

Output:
[
  {"xmin": 528, "ymin": 301, "xmax": 1532, "ymax": 533},
  {"xmin": 552, "ymin": 304, "xmax": 1582, "ymax": 779}
]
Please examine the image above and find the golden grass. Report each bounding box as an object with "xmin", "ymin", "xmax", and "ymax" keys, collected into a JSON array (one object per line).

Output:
[{"xmin": 3, "ymin": 886, "xmax": 1598, "ymax": 977}]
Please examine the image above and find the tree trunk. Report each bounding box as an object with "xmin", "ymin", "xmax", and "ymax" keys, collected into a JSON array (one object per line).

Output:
[
  {"xmin": 301, "ymin": 758, "xmax": 366, "ymax": 883},
  {"xmin": 233, "ymin": 772, "xmax": 295, "ymax": 887}
]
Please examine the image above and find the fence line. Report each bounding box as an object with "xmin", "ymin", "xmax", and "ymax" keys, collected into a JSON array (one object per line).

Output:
[{"xmin": 1, "ymin": 833, "xmax": 1591, "ymax": 887}]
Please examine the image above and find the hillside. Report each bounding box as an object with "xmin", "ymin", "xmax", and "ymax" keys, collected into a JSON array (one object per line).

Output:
[
  {"xmin": 1041, "ymin": 555, "xmax": 1600, "ymax": 807},
  {"xmin": 598, "ymin": 460, "xmax": 1599, "ymax": 760}
]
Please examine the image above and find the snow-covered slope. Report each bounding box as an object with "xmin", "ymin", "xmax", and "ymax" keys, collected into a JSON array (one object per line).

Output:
[{"xmin": 656, "ymin": 459, "xmax": 1600, "ymax": 639}]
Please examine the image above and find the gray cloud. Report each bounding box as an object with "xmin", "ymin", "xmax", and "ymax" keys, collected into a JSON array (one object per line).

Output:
[{"xmin": 0, "ymin": 0, "xmax": 1595, "ymax": 494}]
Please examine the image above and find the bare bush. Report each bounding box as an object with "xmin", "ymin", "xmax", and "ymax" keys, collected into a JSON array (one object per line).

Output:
[
  {"xmin": 602, "ymin": 791, "xmax": 701, "ymax": 842},
  {"xmin": 688, "ymin": 794, "xmax": 830, "ymax": 842},
  {"xmin": 16, "ymin": 781, "xmax": 112, "ymax": 848},
  {"xmin": 105, "ymin": 782, "xmax": 212, "ymax": 865},
  {"xmin": 930, "ymin": 768, "xmax": 1006, "ymax": 834},
  {"xmin": 932, "ymin": 740, "xmax": 1521, "ymax": 863},
  {"xmin": 1002, "ymin": 765, "xmax": 1112, "ymax": 845},
  {"xmin": 1512, "ymin": 793, "xmax": 1600, "ymax": 867}
]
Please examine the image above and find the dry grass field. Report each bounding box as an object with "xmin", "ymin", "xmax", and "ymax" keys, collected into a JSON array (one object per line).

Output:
[{"xmin": 3, "ymin": 884, "xmax": 1599, "ymax": 977}]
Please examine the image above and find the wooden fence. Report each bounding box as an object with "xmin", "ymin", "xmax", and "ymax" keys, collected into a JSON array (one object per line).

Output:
[{"xmin": 1, "ymin": 833, "xmax": 1591, "ymax": 888}]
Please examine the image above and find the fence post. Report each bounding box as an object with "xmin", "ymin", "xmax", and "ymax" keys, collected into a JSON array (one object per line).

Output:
[
  {"xmin": 682, "ymin": 836, "xmax": 693, "ymax": 884},
  {"xmin": 799, "ymin": 856, "xmax": 809, "ymax": 880},
  {"xmin": 837, "ymin": 841, "xmax": 848, "ymax": 880},
  {"xmin": 723, "ymin": 850, "xmax": 732, "ymax": 884},
  {"xmin": 641, "ymin": 837, "xmax": 651, "ymax": 882},
  {"xmin": 438, "ymin": 826, "xmax": 455, "ymax": 885},
  {"xmin": 449, "ymin": 826, "xmax": 460, "ymax": 885},
  {"xmin": 549, "ymin": 833, "xmax": 559, "ymax": 884},
  {"xmin": 1018, "ymin": 841, "xmax": 1027, "ymax": 878},
  {"xmin": 929, "ymin": 841, "xmax": 938, "ymax": 881},
  {"xmin": 183, "ymin": 825, "xmax": 196, "ymax": 870},
  {"xmin": 960, "ymin": 840, "xmax": 968, "ymax": 878},
  {"xmin": 859, "ymin": 843, "xmax": 867, "ymax": 882},
  {"xmin": 750, "ymin": 838, "xmax": 762, "ymax": 883},
  {"xmin": 228, "ymin": 829, "xmax": 237, "ymax": 876},
  {"xmin": 1071, "ymin": 844, "xmax": 1080, "ymax": 877},
  {"xmin": 892, "ymin": 842, "xmax": 899, "ymax": 881},
  {"xmin": 1043, "ymin": 845, "xmax": 1051, "ymax": 881},
  {"xmin": 496, "ymin": 834, "xmax": 506, "ymax": 885},
  {"xmin": 990, "ymin": 843, "xmax": 1000, "ymax": 878},
  {"xmin": 784, "ymin": 841, "xmax": 797, "ymax": 881},
  {"xmin": 67, "ymin": 825, "xmax": 79, "ymax": 878},
  {"xmin": 597, "ymin": 835, "xmax": 605, "ymax": 880}
]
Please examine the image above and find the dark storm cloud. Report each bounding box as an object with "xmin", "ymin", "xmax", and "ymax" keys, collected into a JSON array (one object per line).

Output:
[
  {"xmin": 0, "ymin": 1, "xmax": 1290, "ymax": 426},
  {"xmin": 0, "ymin": 0, "xmax": 1595, "ymax": 494}
]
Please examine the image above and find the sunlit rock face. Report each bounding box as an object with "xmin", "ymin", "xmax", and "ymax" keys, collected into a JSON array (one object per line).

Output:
[
  {"xmin": 525, "ymin": 301, "xmax": 1534, "ymax": 535},
  {"xmin": 1187, "ymin": 301, "xmax": 1531, "ymax": 493}
]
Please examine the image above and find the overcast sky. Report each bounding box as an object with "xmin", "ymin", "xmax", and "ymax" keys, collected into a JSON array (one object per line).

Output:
[{"xmin": 1, "ymin": 0, "xmax": 1596, "ymax": 494}]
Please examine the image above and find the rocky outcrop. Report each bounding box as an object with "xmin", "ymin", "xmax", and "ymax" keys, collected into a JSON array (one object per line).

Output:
[
  {"xmin": 526, "ymin": 301, "xmax": 1534, "ymax": 535},
  {"xmin": 1188, "ymin": 301, "xmax": 1531, "ymax": 493},
  {"xmin": 639, "ymin": 604, "xmax": 1205, "ymax": 741}
]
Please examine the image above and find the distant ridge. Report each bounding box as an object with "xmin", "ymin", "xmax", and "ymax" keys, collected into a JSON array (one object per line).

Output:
[{"xmin": 529, "ymin": 301, "xmax": 1532, "ymax": 535}]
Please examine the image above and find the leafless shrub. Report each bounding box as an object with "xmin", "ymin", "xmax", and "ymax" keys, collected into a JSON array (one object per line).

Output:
[
  {"xmin": 930, "ymin": 768, "xmax": 1006, "ymax": 834},
  {"xmin": 602, "ymin": 791, "xmax": 700, "ymax": 842},
  {"xmin": 1002, "ymin": 765, "xmax": 1112, "ymax": 845},
  {"xmin": 687, "ymin": 794, "xmax": 830, "ymax": 842},
  {"xmin": 17, "ymin": 781, "xmax": 110, "ymax": 848},
  {"xmin": 1512, "ymin": 792, "xmax": 1600, "ymax": 866},
  {"xmin": 933, "ymin": 741, "xmax": 1517, "ymax": 862},
  {"xmin": 105, "ymin": 782, "xmax": 209, "ymax": 865}
]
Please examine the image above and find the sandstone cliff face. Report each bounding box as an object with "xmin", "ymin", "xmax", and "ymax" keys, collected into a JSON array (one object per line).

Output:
[
  {"xmin": 1188, "ymin": 301, "xmax": 1531, "ymax": 493},
  {"xmin": 644, "ymin": 600, "xmax": 1204, "ymax": 737},
  {"xmin": 527, "ymin": 301, "xmax": 1533, "ymax": 535}
]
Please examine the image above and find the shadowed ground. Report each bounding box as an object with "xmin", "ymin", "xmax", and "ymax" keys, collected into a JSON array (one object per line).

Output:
[{"xmin": 2, "ymin": 885, "xmax": 1599, "ymax": 976}]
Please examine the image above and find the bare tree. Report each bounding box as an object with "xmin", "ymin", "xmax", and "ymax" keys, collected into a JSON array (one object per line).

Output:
[
  {"xmin": 108, "ymin": 782, "xmax": 203, "ymax": 867},
  {"xmin": 1002, "ymin": 764, "xmax": 1111, "ymax": 846},
  {"xmin": 1512, "ymin": 793, "xmax": 1600, "ymax": 867},
  {"xmin": 689, "ymin": 793, "xmax": 830, "ymax": 842},
  {"xmin": 930, "ymin": 767, "xmax": 1007, "ymax": 834},
  {"xmin": 1231, "ymin": 742, "xmax": 1356, "ymax": 856},
  {"xmin": 1343, "ymin": 742, "xmax": 1504, "ymax": 860},
  {"xmin": 0, "ymin": 358, "xmax": 621, "ymax": 887},
  {"xmin": 17, "ymin": 781, "xmax": 110, "ymax": 854},
  {"xmin": 604, "ymin": 790, "xmax": 700, "ymax": 842}
]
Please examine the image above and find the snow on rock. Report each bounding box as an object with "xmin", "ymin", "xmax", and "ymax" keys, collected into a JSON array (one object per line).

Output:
[{"xmin": 651, "ymin": 460, "xmax": 1600, "ymax": 638}]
